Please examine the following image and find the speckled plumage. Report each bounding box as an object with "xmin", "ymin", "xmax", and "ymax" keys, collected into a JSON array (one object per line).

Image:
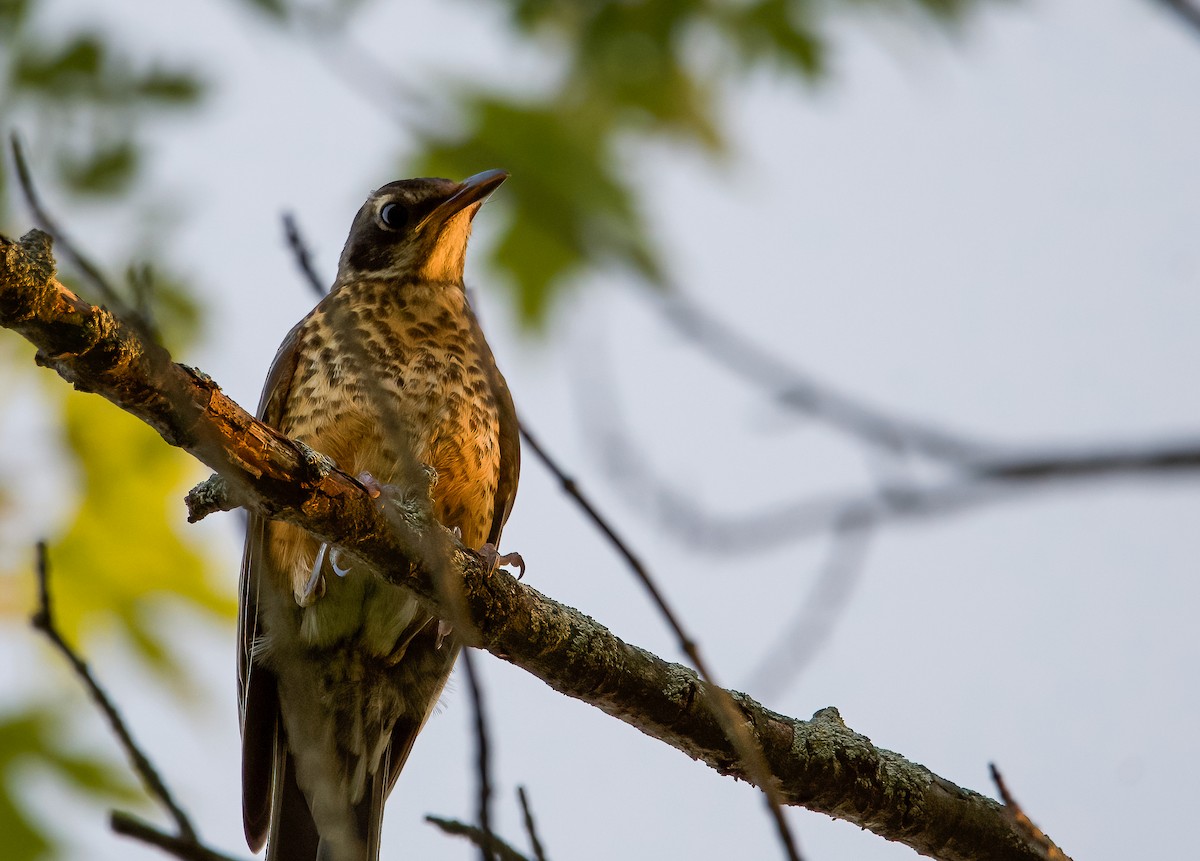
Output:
[{"xmin": 237, "ymin": 172, "xmax": 518, "ymax": 861}]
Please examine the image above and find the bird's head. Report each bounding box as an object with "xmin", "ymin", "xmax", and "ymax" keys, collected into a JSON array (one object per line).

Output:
[{"xmin": 336, "ymin": 169, "xmax": 508, "ymax": 285}]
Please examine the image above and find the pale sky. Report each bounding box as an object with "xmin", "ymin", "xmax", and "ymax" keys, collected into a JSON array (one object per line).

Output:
[{"xmin": 4, "ymin": 0, "xmax": 1200, "ymax": 859}]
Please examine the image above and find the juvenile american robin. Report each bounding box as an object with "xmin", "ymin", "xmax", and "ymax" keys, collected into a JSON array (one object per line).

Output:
[{"xmin": 237, "ymin": 170, "xmax": 520, "ymax": 861}]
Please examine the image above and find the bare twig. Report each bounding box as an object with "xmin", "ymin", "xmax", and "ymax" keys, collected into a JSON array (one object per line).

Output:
[
  {"xmin": 8, "ymin": 134, "xmax": 149, "ymax": 333},
  {"xmin": 126, "ymin": 262, "xmax": 159, "ymax": 333},
  {"xmin": 282, "ymin": 212, "xmax": 327, "ymax": 298},
  {"xmin": 426, "ymin": 816, "xmax": 531, "ymax": 861},
  {"xmin": 517, "ymin": 425, "xmax": 803, "ymax": 861},
  {"xmin": 460, "ymin": 649, "xmax": 497, "ymax": 861},
  {"xmin": 30, "ymin": 542, "xmax": 198, "ymax": 843},
  {"xmin": 989, "ymin": 765, "xmax": 1073, "ymax": 861},
  {"xmin": 516, "ymin": 787, "xmax": 548, "ymax": 861},
  {"xmin": 581, "ymin": 343, "xmax": 1200, "ymax": 552},
  {"xmin": 970, "ymin": 440, "xmax": 1200, "ymax": 480},
  {"xmin": 1155, "ymin": 0, "xmax": 1200, "ymax": 36},
  {"xmin": 658, "ymin": 291, "xmax": 990, "ymax": 460},
  {"xmin": 110, "ymin": 812, "xmax": 246, "ymax": 861}
]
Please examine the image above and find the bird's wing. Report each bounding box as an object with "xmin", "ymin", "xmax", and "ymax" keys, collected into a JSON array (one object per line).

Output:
[
  {"xmin": 483, "ymin": 341, "xmax": 520, "ymax": 546},
  {"xmin": 239, "ymin": 319, "xmax": 305, "ymax": 851}
]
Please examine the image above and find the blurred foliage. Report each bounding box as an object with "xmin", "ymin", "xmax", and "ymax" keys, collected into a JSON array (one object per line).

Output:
[
  {"xmin": 50, "ymin": 394, "xmax": 234, "ymax": 670},
  {"xmin": 1, "ymin": 0, "xmax": 214, "ymax": 857},
  {"xmin": 410, "ymin": 0, "xmax": 985, "ymax": 324},
  {"xmin": 0, "ymin": 0, "xmax": 991, "ymax": 856},
  {"xmin": 0, "ymin": 706, "xmax": 142, "ymax": 861}
]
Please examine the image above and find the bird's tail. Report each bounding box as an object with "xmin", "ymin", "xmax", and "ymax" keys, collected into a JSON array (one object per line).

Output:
[
  {"xmin": 265, "ymin": 747, "xmax": 387, "ymax": 861},
  {"xmin": 265, "ymin": 749, "xmax": 320, "ymax": 861}
]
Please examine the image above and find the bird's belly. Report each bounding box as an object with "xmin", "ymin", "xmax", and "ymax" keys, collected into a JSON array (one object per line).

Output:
[{"xmin": 267, "ymin": 330, "xmax": 501, "ymax": 648}]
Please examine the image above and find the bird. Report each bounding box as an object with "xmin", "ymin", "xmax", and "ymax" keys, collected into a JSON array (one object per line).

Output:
[{"xmin": 237, "ymin": 170, "xmax": 520, "ymax": 861}]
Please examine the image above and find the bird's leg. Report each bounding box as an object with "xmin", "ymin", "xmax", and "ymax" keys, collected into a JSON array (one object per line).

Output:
[{"xmin": 478, "ymin": 543, "xmax": 526, "ymax": 579}]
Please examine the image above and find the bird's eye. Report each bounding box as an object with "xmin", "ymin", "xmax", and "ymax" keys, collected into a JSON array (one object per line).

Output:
[{"xmin": 379, "ymin": 202, "xmax": 408, "ymax": 230}]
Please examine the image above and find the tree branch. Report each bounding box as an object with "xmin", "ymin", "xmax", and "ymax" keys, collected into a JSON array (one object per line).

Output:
[
  {"xmin": 516, "ymin": 787, "xmax": 548, "ymax": 861},
  {"xmin": 110, "ymin": 812, "xmax": 245, "ymax": 861},
  {"xmin": 30, "ymin": 541, "xmax": 251, "ymax": 860},
  {"xmin": 1154, "ymin": 0, "xmax": 1200, "ymax": 38},
  {"xmin": 425, "ymin": 816, "xmax": 531, "ymax": 861},
  {"xmin": 0, "ymin": 228, "xmax": 1055, "ymax": 861},
  {"xmin": 989, "ymin": 765, "xmax": 1072, "ymax": 861}
]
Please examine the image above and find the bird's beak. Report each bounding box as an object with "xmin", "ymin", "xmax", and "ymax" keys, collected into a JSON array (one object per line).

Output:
[{"xmin": 419, "ymin": 169, "xmax": 509, "ymax": 231}]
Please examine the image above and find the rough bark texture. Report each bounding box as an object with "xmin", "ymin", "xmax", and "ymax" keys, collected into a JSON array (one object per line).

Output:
[{"xmin": 1, "ymin": 229, "xmax": 1045, "ymax": 861}]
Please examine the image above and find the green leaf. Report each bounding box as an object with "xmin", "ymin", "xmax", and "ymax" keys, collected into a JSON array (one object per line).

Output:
[
  {"xmin": 47, "ymin": 392, "xmax": 234, "ymax": 676},
  {"xmin": 135, "ymin": 70, "xmax": 205, "ymax": 105},
  {"xmin": 0, "ymin": 707, "xmax": 140, "ymax": 861},
  {"xmin": 12, "ymin": 34, "xmax": 106, "ymax": 98},
  {"xmin": 58, "ymin": 140, "xmax": 138, "ymax": 196},
  {"xmin": 238, "ymin": 0, "xmax": 290, "ymax": 21},
  {"xmin": 0, "ymin": 790, "xmax": 49, "ymax": 861},
  {"xmin": 715, "ymin": 0, "xmax": 826, "ymax": 78},
  {"xmin": 0, "ymin": 0, "xmax": 31, "ymax": 34},
  {"xmin": 126, "ymin": 266, "xmax": 204, "ymax": 351}
]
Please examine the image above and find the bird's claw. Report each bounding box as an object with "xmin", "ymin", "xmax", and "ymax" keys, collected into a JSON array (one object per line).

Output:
[
  {"xmin": 329, "ymin": 546, "xmax": 351, "ymax": 578},
  {"xmin": 436, "ymin": 619, "xmax": 453, "ymax": 650},
  {"xmin": 297, "ymin": 543, "xmax": 329, "ymax": 606},
  {"xmin": 479, "ymin": 543, "xmax": 525, "ymax": 579}
]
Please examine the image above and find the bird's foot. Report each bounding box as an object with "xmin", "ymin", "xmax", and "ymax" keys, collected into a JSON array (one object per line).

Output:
[
  {"xmin": 479, "ymin": 543, "xmax": 525, "ymax": 579},
  {"xmin": 295, "ymin": 542, "xmax": 355, "ymax": 606}
]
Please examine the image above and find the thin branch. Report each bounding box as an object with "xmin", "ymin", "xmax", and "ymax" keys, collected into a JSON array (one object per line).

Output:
[
  {"xmin": 970, "ymin": 441, "xmax": 1200, "ymax": 480},
  {"xmin": 580, "ymin": 344, "xmax": 1200, "ymax": 553},
  {"xmin": 126, "ymin": 262, "xmax": 159, "ymax": 333},
  {"xmin": 657, "ymin": 291, "xmax": 991, "ymax": 461},
  {"xmin": 0, "ymin": 228, "xmax": 1058, "ymax": 861},
  {"xmin": 30, "ymin": 542, "xmax": 198, "ymax": 843},
  {"xmin": 426, "ymin": 816, "xmax": 531, "ymax": 861},
  {"xmin": 110, "ymin": 812, "xmax": 246, "ymax": 861},
  {"xmin": 8, "ymin": 134, "xmax": 150, "ymax": 333},
  {"xmin": 517, "ymin": 423, "xmax": 803, "ymax": 861},
  {"xmin": 282, "ymin": 212, "xmax": 327, "ymax": 298},
  {"xmin": 460, "ymin": 649, "xmax": 497, "ymax": 861},
  {"xmin": 516, "ymin": 787, "xmax": 548, "ymax": 861},
  {"xmin": 989, "ymin": 765, "xmax": 1073, "ymax": 861},
  {"xmin": 1155, "ymin": 0, "xmax": 1200, "ymax": 36}
]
